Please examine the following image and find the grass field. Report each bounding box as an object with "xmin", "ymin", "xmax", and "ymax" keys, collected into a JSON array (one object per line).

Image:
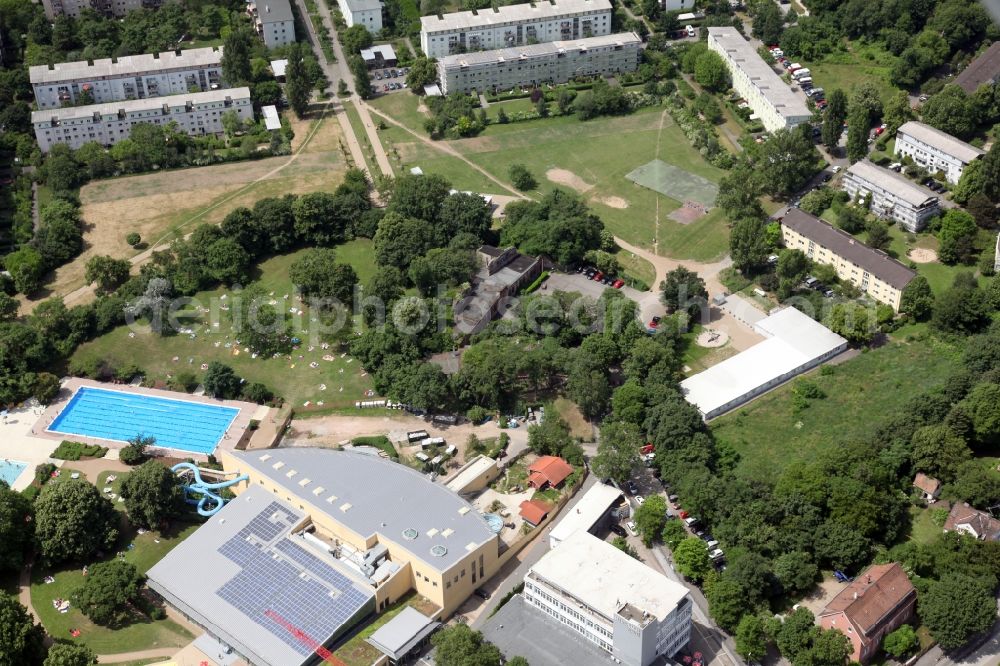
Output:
[
  {"xmin": 799, "ymin": 41, "xmax": 902, "ymax": 104},
  {"xmin": 30, "ymin": 518, "xmax": 198, "ymax": 654},
  {"xmin": 31, "ymin": 106, "xmax": 346, "ymax": 306},
  {"xmin": 343, "ymin": 101, "xmax": 381, "ymax": 178},
  {"xmin": 70, "ymin": 241, "xmax": 377, "ymax": 409},
  {"xmin": 711, "ymin": 337, "xmax": 963, "ymax": 481}
]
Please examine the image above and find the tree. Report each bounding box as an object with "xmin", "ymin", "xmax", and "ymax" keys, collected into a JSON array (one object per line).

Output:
[
  {"xmin": 911, "ymin": 424, "xmax": 971, "ymax": 482},
  {"xmin": 4, "ymin": 247, "xmax": 45, "ymax": 294},
  {"xmin": 203, "ymin": 362, "xmax": 242, "ymax": 399},
  {"xmin": 846, "ymin": 106, "xmax": 871, "ymax": 163},
  {"xmin": 33, "ymin": 373, "xmax": 61, "ymax": 405},
  {"xmin": 611, "ymin": 535, "xmax": 640, "ymax": 559},
  {"xmin": 43, "ymin": 644, "xmax": 97, "ymax": 666},
  {"xmin": 921, "ymin": 85, "xmax": 980, "ymax": 141},
  {"xmin": 773, "ymin": 551, "xmax": 818, "ymax": 596},
  {"xmin": 72, "ymin": 559, "xmax": 144, "ymax": 627},
  {"xmin": 982, "ymin": 142, "xmax": 1000, "ymax": 202},
  {"xmin": 35, "ymin": 199, "xmax": 83, "ymax": 267},
  {"xmin": 708, "ymin": 577, "xmax": 751, "ymax": 632},
  {"xmin": 865, "ymin": 220, "xmax": 890, "ymax": 252},
  {"xmin": 660, "ymin": 267, "xmax": 708, "ymax": 319},
  {"xmin": 509, "ymin": 163, "xmax": 537, "ymax": 191},
  {"xmin": 634, "ymin": 495, "xmax": 668, "ymax": 547},
  {"xmin": 933, "ymin": 273, "xmax": 989, "ymax": 334},
  {"xmin": 826, "ymin": 301, "xmax": 877, "ymax": 345},
  {"xmin": 389, "ymin": 173, "xmax": 452, "ymax": 223},
  {"xmin": 0, "ymin": 595, "xmax": 45, "ymax": 666},
  {"xmin": 662, "ymin": 519, "xmax": 687, "ymax": 549},
  {"xmin": 431, "ymin": 624, "xmax": 502, "ymax": 666},
  {"xmin": 754, "ymin": 128, "xmax": 819, "ymax": 198},
  {"xmin": 289, "ymin": 249, "xmax": 358, "ymax": 306},
  {"xmin": 84, "ymin": 255, "xmax": 130, "ymax": 294},
  {"xmin": 405, "ymin": 57, "xmax": 437, "ymax": 91},
  {"xmin": 961, "ymin": 382, "xmax": 1000, "ymax": 448},
  {"xmin": 736, "ymin": 614, "xmax": 768, "ymax": 662},
  {"xmin": 674, "ymin": 536, "xmax": 711, "ymax": 582},
  {"xmin": 566, "ymin": 368, "xmax": 611, "ymax": 420},
  {"xmin": 341, "ymin": 24, "xmax": 373, "ymax": 54},
  {"xmin": 34, "ymin": 479, "xmax": 119, "ymax": 565},
  {"xmin": 292, "ymin": 191, "xmax": 351, "ymax": 246},
  {"xmin": 813, "ymin": 520, "xmax": 870, "ymax": 571},
  {"xmin": 967, "ymin": 193, "xmax": 996, "ymax": 230},
  {"xmin": 221, "ymin": 24, "xmax": 253, "ymax": 85},
  {"xmin": 882, "ymin": 90, "xmax": 914, "ymax": 136},
  {"xmin": 821, "ymin": 89, "xmax": 847, "ymax": 151},
  {"xmin": 717, "ymin": 167, "xmax": 765, "ymax": 221},
  {"xmin": 235, "ymin": 285, "xmax": 291, "ymax": 356},
  {"xmin": 777, "ymin": 249, "xmax": 811, "ymax": 283},
  {"xmin": 285, "ymin": 43, "xmax": 311, "ymax": 117},
  {"xmin": 900, "ymin": 275, "xmax": 933, "ymax": 320},
  {"xmin": 694, "ymin": 50, "xmax": 729, "ymax": 92},
  {"xmin": 882, "ymin": 625, "xmax": 918, "ymax": 659},
  {"xmin": 0, "ymin": 483, "xmax": 32, "ymax": 573},
  {"xmin": 920, "ymin": 574, "xmax": 997, "ymax": 649},
  {"xmin": 937, "ymin": 210, "xmax": 979, "ymax": 265},
  {"xmin": 730, "ymin": 217, "xmax": 771, "ymax": 275},
  {"xmin": 776, "ymin": 607, "xmax": 818, "ymax": 662},
  {"xmin": 592, "ymin": 421, "xmax": 642, "ymax": 485},
  {"xmin": 800, "ymin": 627, "xmax": 853, "ymax": 666},
  {"xmin": 0, "ymin": 293, "xmax": 18, "ymax": 322},
  {"xmin": 373, "ymin": 212, "xmax": 434, "ymax": 271},
  {"xmin": 119, "ymin": 461, "xmax": 184, "ymax": 530}
]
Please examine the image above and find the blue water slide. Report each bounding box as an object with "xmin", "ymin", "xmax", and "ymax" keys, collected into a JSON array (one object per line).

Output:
[{"xmin": 171, "ymin": 462, "xmax": 249, "ymax": 517}]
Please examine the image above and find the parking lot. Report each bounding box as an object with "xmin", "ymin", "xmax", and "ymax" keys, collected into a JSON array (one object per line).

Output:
[
  {"xmin": 369, "ymin": 67, "xmax": 408, "ymax": 95},
  {"xmin": 543, "ymin": 271, "xmax": 663, "ymax": 324}
]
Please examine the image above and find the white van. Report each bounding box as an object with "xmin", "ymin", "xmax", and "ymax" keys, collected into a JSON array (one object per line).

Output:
[
  {"xmin": 792, "ymin": 68, "xmax": 811, "ymax": 79},
  {"xmin": 789, "ymin": 62, "xmax": 802, "ymax": 71},
  {"xmin": 685, "ymin": 25, "xmax": 696, "ymax": 37}
]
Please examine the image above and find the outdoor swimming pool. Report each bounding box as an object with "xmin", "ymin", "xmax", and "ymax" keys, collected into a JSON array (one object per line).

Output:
[
  {"xmin": 48, "ymin": 387, "xmax": 240, "ymax": 455},
  {"xmin": 0, "ymin": 460, "xmax": 27, "ymax": 487}
]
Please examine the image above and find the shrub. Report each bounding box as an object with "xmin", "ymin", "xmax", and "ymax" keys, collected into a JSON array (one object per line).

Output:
[
  {"xmin": 119, "ymin": 434, "xmax": 154, "ymax": 465},
  {"xmin": 241, "ymin": 382, "xmax": 275, "ymax": 404},
  {"xmin": 509, "ymin": 164, "xmax": 537, "ymax": 191},
  {"xmin": 113, "ymin": 363, "xmax": 143, "ymax": 383},
  {"xmin": 166, "ymin": 370, "xmax": 199, "ymax": 393},
  {"xmin": 125, "ymin": 232, "xmax": 141, "ymax": 247},
  {"xmin": 466, "ymin": 405, "xmax": 490, "ymax": 424},
  {"xmin": 51, "ymin": 441, "xmax": 109, "ymax": 461},
  {"xmin": 35, "ymin": 463, "xmax": 57, "ymax": 485}
]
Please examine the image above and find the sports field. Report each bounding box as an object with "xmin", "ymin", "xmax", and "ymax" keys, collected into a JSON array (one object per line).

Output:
[{"xmin": 626, "ymin": 159, "xmax": 719, "ymax": 207}]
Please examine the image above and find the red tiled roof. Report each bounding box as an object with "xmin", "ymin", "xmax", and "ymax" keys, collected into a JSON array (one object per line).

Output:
[
  {"xmin": 913, "ymin": 473, "xmax": 941, "ymax": 495},
  {"xmin": 519, "ymin": 499, "xmax": 551, "ymax": 526},
  {"xmin": 820, "ymin": 563, "xmax": 916, "ymax": 636},
  {"xmin": 527, "ymin": 456, "xmax": 573, "ymax": 488},
  {"xmin": 945, "ymin": 503, "xmax": 1000, "ymax": 540}
]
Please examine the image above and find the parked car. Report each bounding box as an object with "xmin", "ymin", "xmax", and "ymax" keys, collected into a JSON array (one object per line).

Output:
[
  {"xmin": 635, "ymin": 495, "xmax": 645, "ymax": 506},
  {"xmin": 831, "ymin": 165, "xmax": 841, "ymax": 173},
  {"xmin": 613, "ymin": 279, "xmax": 625, "ymax": 289},
  {"xmin": 684, "ymin": 516, "xmax": 700, "ymax": 527},
  {"xmin": 668, "ymin": 493, "xmax": 679, "ymax": 502},
  {"xmin": 626, "ymin": 521, "xmax": 638, "ymax": 536},
  {"xmin": 375, "ymin": 72, "xmax": 382, "ymax": 80},
  {"xmin": 474, "ymin": 587, "xmax": 490, "ymax": 600},
  {"xmin": 627, "ymin": 480, "xmax": 639, "ymax": 494},
  {"xmin": 823, "ymin": 173, "xmax": 831, "ymax": 182},
  {"xmin": 610, "ymin": 523, "xmax": 628, "ymax": 537}
]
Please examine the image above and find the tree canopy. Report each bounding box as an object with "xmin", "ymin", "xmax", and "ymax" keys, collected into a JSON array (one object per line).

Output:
[
  {"xmin": 119, "ymin": 461, "xmax": 185, "ymax": 530},
  {"xmin": 34, "ymin": 479, "xmax": 119, "ymax": 565},
  {"xmin": 71, "ymin": 559, "xmax": 144, "ymax": 627}
]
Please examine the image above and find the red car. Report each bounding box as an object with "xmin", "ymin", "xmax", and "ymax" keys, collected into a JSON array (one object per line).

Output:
[
  {"xmin": 613, "ymin": 279, "xmax": 625, "ymax": 288},
  {"xmin": 641, "ymin": 443, "xmax": 655, "ymax": 455},
  {"xmin": 592, "ymin": 271, "xmax": 603, "ymax": 281}
]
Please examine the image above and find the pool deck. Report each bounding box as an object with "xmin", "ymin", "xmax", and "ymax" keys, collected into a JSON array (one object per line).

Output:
[
  {"xmin": 30, "ymin": 378, "xmax": 274, "ymax": 459},
  {"xmin": 0, "ymin": 401, "xmax": 62, "ymax": 491}
]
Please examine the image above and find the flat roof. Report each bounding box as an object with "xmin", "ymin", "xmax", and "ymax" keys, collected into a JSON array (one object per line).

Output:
[
  {"xmin": 438, "ymin": 31, "xmax": 640, "ymax": 68},
  {"xmin": 530, "ymin": 531, "xmax": 689, "ymax": 621},
  {"xmin": 343, "ymin": 0, "xmax": 383, "ymax": 12},
  {"xmin": 956, "ymin": 42, "xmax": 1000, "ymax": 93},
  {"xmin": 361, "ymin": 44, "xmax": 397, "ymax": 60},
  {"xmin": 421, "ymin": 0, "xmax": 612, "ymax": 33},
  {"xmin": 146, "ymin": 486, "xmax": 375, "ymax": 666},
  {"xmin": 262, "ymin": 105, "xmax": 281, "ymax": 130},
  {"xmin": 31, "ymin": 87, "xmax": 251, "ymax": 124},
  {"xmin": 481, "ymin": 595, "xmax": 610, "ymax": 666},
  {"xmin": 234, "ymin": 449, "xmax": 498, "ymax": 571},
  {"xmin": 445, "ymin": 455, "xmax": 498, "ymax": 493},
  {"xmin": 897, "ymin": 121, "xmax": 984, "ymax": 163},
  {"xmin": 30, "ymin": 47, "xmax": 222, "ymax": 85},
  {"xmin": 549, "ymin": 482, "xmax": 623, "ymax": 544},
  {"xmin": 255, "ymin": 0, "xmax": 294, "ymax": 23},
  {"xmin": 707, "ymin": 27, "xmax": 811, "ymax": 121},
  {"xmin": 680, "ymin": 307, "xmax": 846, "ymax": 418},
  {"xmin": 270, "ymin": 59, "xmax": 288, "ymax": 77},
  {"xmin": 845, "ymin": 160, "xmax": 939, "ymax": 208},
  {"xmin": 779, "ymin": 208, "xmax": 917, "ymax": 290},
  {"xmin": 366, "ymin": 607, "xmax": 439, "ymax": 659}
]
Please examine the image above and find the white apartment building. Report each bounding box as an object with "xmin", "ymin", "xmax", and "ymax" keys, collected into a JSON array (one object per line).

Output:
[
  {"xmin": 524, "ymin": 531, "xmax": 692, "ymax": 666},
  {"xmin": 842, "ymin": 160, "xmax": 940, "ymax": 232},
  {"xmin": 707, "ymin": 26, "xmax": 811, "ymax": 132},
  {"xmin": 30, "ymin": 47, "xmax": 224, "ymax": 110},
  {"xmin": 663, "ymin": 0, "xmax": 694, "ymax": 10},
  {"xmin": 894, "ymin": 121, "xmax": 985, "ymax": 184},
  {"xmin": 338, "ymin": 0, "xmax": 384, "ymax": 33},
  {"xmin": 32, "ymin": 87, "xmax": 254, "ymax": 152},
  {"xmin": 437, "ymin": 32, "xmax": 641, "ymax": 94},
  {"xmin": 420, "ymin": 0, "xmax": 613, "ymax": 59},
  {"xmin": 247, "ymin": 0, "xmax": 297, "ymax": 48},
  {"xmin": 42, "ymin": 0, "xmax": 173, "ymax": 19}
]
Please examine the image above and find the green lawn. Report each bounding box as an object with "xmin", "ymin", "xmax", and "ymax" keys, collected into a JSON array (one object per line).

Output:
[
  {"xmin": 908, "ymin": 505, "xmax": 945, "ymax": 545},
  {"xmin": 30, "ymin": 522, "xmax": 197, "ymax": 654},
  {"xmin": 343, "ymin": 102, "xmax": 381, "ymax": 178},
  {"xmin": 369, "ymin": 93, "xmax": 430, "ymax": 135},
  {"xmin": 334, "ymin": 592, "xmax": 439, "ymax": 666},
  {"xmin": 70, "ymin": 241, "xmax": 377, "ymax": 409},
  {"xmin": 799, "ymin": 41, "xmax": 902, "ymax": 103},
  {"xmin": 711, "ymin": 338, "xmax": 963, "ymax": 481}
]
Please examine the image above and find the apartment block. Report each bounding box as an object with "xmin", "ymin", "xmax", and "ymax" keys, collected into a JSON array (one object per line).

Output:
[
  {"xmin": 779, "ymin": 208, "xmax": 916, "ymax": 312},
  {"xmin": 41, "ymin": 0, "xmax": 173, "ymax": 20},
  {"xmin": 842, "ymin": 160, "xmax": 940, "ymax": 232},
  {"xmin": 30, "ymin": 47, "xmax": 224, "ymax": 110},
  {"xmin": 894, "ymin": 121, "xmax": 984, "ymax": 184},
  {"xmin": 437, "ymin": 32, "xmax": 641, "ymax": 95},
  {"xmin": 338, "ymin": 0, "xmax": 384, "ymax": 33},
  {"xmin": 707, "ymin": 26, "xmax": 811, "ymax": 132},
  {"xmin": 524, "ymin": 531, "xmax": 692, "ymax": 666},
  {"xmin": 420, "ymin": 0, "xmax": 613, "ymax": 59},
  {"xmin": 32, "ymin": 87, "xmax": 253, "ymax": 152},
  {"xmin": 247, "ymin": 0, "xmax": 296, "ymax": 48}
]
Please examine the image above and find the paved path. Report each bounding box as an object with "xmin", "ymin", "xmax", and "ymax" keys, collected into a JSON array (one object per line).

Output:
[{"xmin": 96, "ymin": 647, "xmax": 179, "ymax": 663}]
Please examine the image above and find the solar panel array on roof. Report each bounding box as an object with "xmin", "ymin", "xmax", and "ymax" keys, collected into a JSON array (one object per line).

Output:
[{"xmin": 214, "ymin": 502, "xmax": 375, "ymax": 657}]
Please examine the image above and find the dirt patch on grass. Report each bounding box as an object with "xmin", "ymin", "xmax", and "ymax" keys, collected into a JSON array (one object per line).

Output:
[
  {"xmin": 546, "ymin": 168, "xmax": 594, "ymax": 193},
  {"xmin": 554, "ymin": 397, "xmax": 592, "ymax": 440},
  {"xmin": 668, "ymin": 201, "xmax": 709, "ymax": 225},
  {"xmin": 908, "ymin": 248, "xmax": 938, "ymax": 263},
  {"xmin": 594, "ymin": 195, "xmax": 629, "ymax": 209}
]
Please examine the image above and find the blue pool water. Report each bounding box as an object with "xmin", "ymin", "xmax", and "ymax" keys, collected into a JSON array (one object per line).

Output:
[
  {"xmin": 0, "ymin": 460, "xmax": 27, "ymax": 487},
  {"xmin": 49, "ymin": 387, "xmax": 240, "ymax": 455}
]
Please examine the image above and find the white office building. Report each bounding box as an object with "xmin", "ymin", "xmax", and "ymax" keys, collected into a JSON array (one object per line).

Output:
[
  {"xmin": 41, "ymin": 0, "xmax": 173, "ymax": 19},
  {"xmin": 525, "ymin": 530, "xmax": 692, "ymax": 666},
  {"xmin": 842, "ymin": 160, "xmax": 940, "ymax": 232},
  {"xmin": 548, "ymin": 482, "xmax": 626, "ymax": 549},
  {"xmin": 338, "ymin": 0, "xmax": 384, "ymax": 33},
  {"xmin": 420, "ymin": 0, "xmax": 613, "ymax": 58},
  {"xmin": 32, "ymin": 87, "xmax": 254, "ymax": 152},
  {"xmin": 894, "ymin": 121, "xmax": 985, "ymax": 185},
  {"xmin": 707, "ymin": 26, "xmax": 811, "ymax": 132},
  {"xmin": 30, "ymin": 47, "xmax": 224, "ymax": 110},
  {"xmin": 437, "ymin": 32, "xmax": 641, "ymax": 94},
  {"xmin": 247, "ymin": 0, "xmax": 296, "ymax": 48}
]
